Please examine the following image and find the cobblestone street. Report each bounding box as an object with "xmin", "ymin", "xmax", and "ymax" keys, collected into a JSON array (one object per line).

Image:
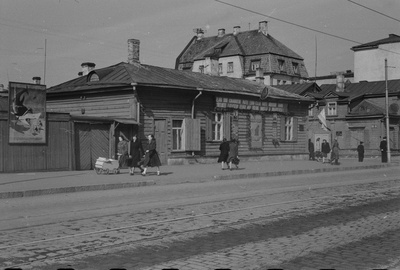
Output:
[{"xmin": 1, "ymin": 168, "xmax": 400, "ymax": 270}]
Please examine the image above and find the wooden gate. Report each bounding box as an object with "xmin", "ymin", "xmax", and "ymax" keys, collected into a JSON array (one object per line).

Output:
[
  {"xmin": 75, "ymin": 123, "xmax": 109, "ymax": 170},
  {"xmin": 154, "ymin": 119, "xmax": 167, "ymax": 164}
]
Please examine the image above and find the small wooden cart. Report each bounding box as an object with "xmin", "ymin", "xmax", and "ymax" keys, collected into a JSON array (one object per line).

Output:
[{"xmin": 94, "ymin": 157, "xmax": 120, "ymax": 174}]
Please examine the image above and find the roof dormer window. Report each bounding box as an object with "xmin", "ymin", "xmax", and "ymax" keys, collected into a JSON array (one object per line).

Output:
[{"xmin": 88, "ymin": 72, "xmax": 99, "ymax": 82}]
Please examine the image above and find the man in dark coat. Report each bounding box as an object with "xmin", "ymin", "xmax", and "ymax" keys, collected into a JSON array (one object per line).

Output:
[
  {"xmin": 380, "ymin": 137, "xmax": 388, "ymax": 163},
  {"xmin": 218, "ymin": 138, "xmax": 230, "ymax": 170},
  {"xmin": 308, "ymin": 138, "xmax": 315, "ymax": 161},
  {"xmin": 321, "ymin": 139, "xmax": 331, "ymax": 163},
  {"xmin": 357, "ymin": 141, "xmax": 365, "ymax": 162}
]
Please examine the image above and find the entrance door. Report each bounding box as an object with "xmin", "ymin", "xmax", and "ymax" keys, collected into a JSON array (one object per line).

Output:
[
  {"xmin": 154, "ymin": 119, "xmax": 167, "ymax": 164},
  {"xmin": 75, "ymin": 123, "xmax": 109, "ymax": 170}
]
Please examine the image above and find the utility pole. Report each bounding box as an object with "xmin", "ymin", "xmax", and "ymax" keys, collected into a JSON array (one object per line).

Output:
[
  {"xmin": 44, "ymin": 39, "xmax": 47, "ymax": 85},
  {"xmin": 385, "ymin": 58, "xmax": 391, "ymax": 163}
]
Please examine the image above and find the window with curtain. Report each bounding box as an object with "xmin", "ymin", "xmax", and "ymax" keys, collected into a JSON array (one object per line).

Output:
[{"xmin": 172, "ymin": 120, "xmax": 184, "ymax": 150}]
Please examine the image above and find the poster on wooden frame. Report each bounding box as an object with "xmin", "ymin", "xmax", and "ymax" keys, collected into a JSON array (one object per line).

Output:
[{"xmin": 8, "ymin": 82, "xmax": 46, "ymax": 144}]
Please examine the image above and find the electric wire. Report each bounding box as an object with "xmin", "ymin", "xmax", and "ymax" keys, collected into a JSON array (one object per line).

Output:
[{"xmin": 347, "ymin": 0, "xmax": 400, "ymax": 23}]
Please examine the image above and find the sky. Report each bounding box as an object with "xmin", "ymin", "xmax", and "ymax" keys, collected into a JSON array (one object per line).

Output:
[{"xmin": 0, "ymin": 0, "xmax": 399, "ymax": 88}]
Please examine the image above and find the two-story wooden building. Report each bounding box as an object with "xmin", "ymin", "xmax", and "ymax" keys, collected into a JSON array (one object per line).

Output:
[
  {"xmin": 46, "ymin": 39, "xmax": 313, "ymax": 170},
  {"xmin": 175, "ymin": 21, "xmax": 309, "ymax": 86}
]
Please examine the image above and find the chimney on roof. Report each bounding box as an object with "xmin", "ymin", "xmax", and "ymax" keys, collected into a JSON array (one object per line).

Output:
[
  {"xmin": 217, "ymin": 28, "xmax": 225, "ymax": 37},
  {"xmin": 81, "ymin": 62, "xmax": 96, "ymax": 76},
  {"xmin": 32, "ymin": 76, "xmax": 41, "ymax": 85},
  {"xmin": 193, "ymin": 28, "xmax": 205, "ymax": 40},
  {"xmin": 128, "ymin": 39, "xmax": 140, "ymax": 64},
  {"xmin": 335, "ymin": 72, "xmax": 345, "ymax": 92},
  {"xmin": 259, "ymin": 21, "xmax": 268, "ymax": 36},
  {"xmin": 233, "ymin": 26, "xmax": 241, "ymax": 36},
  {"xmin": 256, "ymin": 68, "xmax": 265, "ymax": 85}
]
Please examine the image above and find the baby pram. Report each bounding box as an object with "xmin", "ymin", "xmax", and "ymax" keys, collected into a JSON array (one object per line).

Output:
[{"xmin": 94, "ymin": 157, "xmax": 120, "ymax": 174}]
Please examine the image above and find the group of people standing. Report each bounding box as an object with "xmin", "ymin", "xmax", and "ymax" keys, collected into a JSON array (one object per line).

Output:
[
  {"xmin": 308, "ymin": 138, "xmax": 340, "ymax": 165},
  {"xmin": 218, "ymin": 138, "xmax": 240, "ymax": 170},
  {"xmin": 309, "ymin": 136, "xmax": 388, "ymax": 164},
  {"xmin": 117, "ymin": 134, "xmax": 161, "ymax": 176}
]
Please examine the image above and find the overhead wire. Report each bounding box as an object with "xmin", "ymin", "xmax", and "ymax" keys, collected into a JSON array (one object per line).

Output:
[
  {"xmin": 347, "ymin": 0, "xmax": 400, "ymax": 23},
  {"xmin": 214, "ymin": 0, "xmax": 400, "ymax": 56}
]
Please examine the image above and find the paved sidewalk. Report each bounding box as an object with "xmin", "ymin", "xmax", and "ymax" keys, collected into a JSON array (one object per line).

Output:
[{"xmin": 0, "ymin": 157, "xmax": 397, "ymax": 199}]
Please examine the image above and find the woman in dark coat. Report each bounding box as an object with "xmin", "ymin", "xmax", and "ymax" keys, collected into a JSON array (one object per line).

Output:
[
  {"xmin": 117, "ymin": 136, "xmax": 129, "ymax": 168},
  {"xmin": 217, "ymin": 138, "xmax": 230, "ymax": 170},
  {"xmin": 330, "ymin": 139, "xmax": 340, "ymax": 165},
  {"xmin": 141, "ymin": 134, "xmax": 161, "ymax": 176},
  {"xmin": 227, "ymin": 138, "xmax": 239, "ymax": 170},
  {"xmin": 357, "ymin": 141, "xmax": 364, "ymax": 162},
  {"xmin": 128, "ymin": 134, "xmax": 144, "ymax": 175}
]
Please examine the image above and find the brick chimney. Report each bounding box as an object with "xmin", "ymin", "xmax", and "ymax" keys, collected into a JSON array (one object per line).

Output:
[
  {"xmin": 233, "ymin": 26, "xmax": 241, "ymax": 36},
  {"xmin": 194, "ymin": 28, "xmax": 204, "ymax": 40},
  {"xmin": 256, "ymin": 68, "xmax": 265, "ymax": 84},
  {"xmin": 217, "ymin": 28, "xmax": 225, "ymax": 37},
  {"xmin": 335, "ymin": 72, "xmax": 345, "ymax": 92},
  {"xmin": 32, "ymin": 77, "xmax": 41, "ymax": 84},
  {"xmin": 81, "ymin": 62, "xmax": 96, "ymax": 76},
  {"xmin": 259, "ymin": 21, "xmax": 268, "ymax": 35},
  {"xmin": 128, "ymin": 39, "xmax": 140, "ymax": 64}
]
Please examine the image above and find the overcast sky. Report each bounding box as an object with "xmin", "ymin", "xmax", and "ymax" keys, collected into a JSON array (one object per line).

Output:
[{"xmin": 0, "ymin": 0, "xmax": 399, "ymax": 88}]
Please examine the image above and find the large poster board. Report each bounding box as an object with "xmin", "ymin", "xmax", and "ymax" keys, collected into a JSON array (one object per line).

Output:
[{"xmin": 8, "ymin": 82, "xmax": 46, "ymax": 144}]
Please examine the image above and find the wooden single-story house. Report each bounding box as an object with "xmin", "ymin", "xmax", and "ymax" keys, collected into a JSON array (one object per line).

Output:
[{"xmin": 46, "ymin": 39, "xmax": 313, "ymax": 170}]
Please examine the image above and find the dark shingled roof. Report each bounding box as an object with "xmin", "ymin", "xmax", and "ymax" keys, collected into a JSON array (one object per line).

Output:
[
  {"xmin": 351, "ymin": 34, "xmax": 400, "ymax": 51},
  {"xmin": 320, "ymin": 79, "xmax": 400, "ymax": 101},
  {"xmin": 47, "ymin": 62, "xmax": 310, "ymax": 102},
  {"xmin": 274, "ymin": 83, "xmax": 321, "ymax": 96},
  {"xmin": 179, "ymin": 29, "xmax": 303, "ymax": 64}
]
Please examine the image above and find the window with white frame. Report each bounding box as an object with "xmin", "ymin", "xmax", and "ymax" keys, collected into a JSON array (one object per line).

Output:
[
  {"xmin": 212, "ymin": 112, "xmax": 224, "ymax": 141},
  {"xmin": 172, "ymin": 120, "xmax": 184, "ymax": 150},
  {"xmin": 227, "ymin": 62, "xmax": 233, "ymax": 73},
  {"xmin": 218, "ymin": 63, "xmax": 223, "ymax": 75},
  {"xmin": 308, "ymin": 105, "xmax": 314, "ymax": 117},
  {"xmin": 199, "ymin": 65, "xmax": 204, "ymax": 74},
  {"xmin": 327, "ymin": 102, "xmax": 337, "ymax": 116},
  {"xmin": 278, "ymin": 59, "xmax": 285, "ymax": 72},
  {"xmin": 284, "ymin": 117, "xmax": 293, "ymax": 141},
  {"xmin": 292, "ymin": 62, "xmax": 299, "ymax": 74}
]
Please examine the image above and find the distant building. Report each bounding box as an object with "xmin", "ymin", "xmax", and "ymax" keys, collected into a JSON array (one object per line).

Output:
[
  {"xmin": 309, "ymin": 70, "xmax": 354, "ymax": 86},
  {"xmin": 175, "ymin": 21, "xmax": 309, "ymax": 86},
  {"xmin": 351, "ymin": 34, "xmax": 400, "ymax": 82}
]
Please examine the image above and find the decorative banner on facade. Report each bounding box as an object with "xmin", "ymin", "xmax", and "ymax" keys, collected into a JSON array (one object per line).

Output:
[{"xmin": 8, "ymin": 82, "xmax": 46, "ymax": 144}]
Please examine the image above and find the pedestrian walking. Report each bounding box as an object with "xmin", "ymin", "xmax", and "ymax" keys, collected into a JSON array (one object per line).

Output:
[
  {"xmin": 357, "ymin": 141, "xmax": 364, "ymax": 162},
  {"xmin": 128, "ymin": 134, "xmax": 144, "ymax": 175},
  {"xmin": 330, "ymin": 139, "xmax": 340, "ymax": 165},
  {"xmin": 217, "ymin": 138, "xmax": 230, "ymax": 170},
  {"xmin": 321, "ymin": 139, "xmax": 331, "ymax": 163},
  {"xmin": 141, "ymin": 134, "xmax": 161, "ymax": 176},
  {"xmin": 380, "ymin": 137, "xmax": 388, "ymax": 163},
  {"xmin": 308, "ymin": 138, "xmax": 315, "ymax": 161},
  {"xmin": 117, "ymin": 136, "xmax": 129, "ymax": 169},
  {"xmin": 227, "ymin": 138, "xmax": 239, "ymax": 170}
]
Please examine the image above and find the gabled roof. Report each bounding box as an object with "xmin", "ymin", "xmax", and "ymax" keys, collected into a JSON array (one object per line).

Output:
[
  {"xmin": 47, "ymin": 62, "xmax": 310, "ymax": 102},
  {"xmin": 274, "ymin": 82, "xmax": 321, "ymax": 96},
  {"xmin": 351, "ymin": 34, "xmax": 400, "ymax": 51},
  {"xmin": 348, "ymin": 100, "xmax": 385, "ymax": 116},
  {"xmin": 178, "ymin": 29, "xmax": 304, "ymax": 64},
  {"xmin": 319, "ymin": 79, "xmax": 400, "ymax": 101}
]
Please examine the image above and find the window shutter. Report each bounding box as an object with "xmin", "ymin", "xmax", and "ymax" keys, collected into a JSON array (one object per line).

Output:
[
  {"xmin": 280, "ymin": 116, "xmax": 285, "ymax": 141},
  {"xmin": 206, "ymin": 112, "xmax": 213, "ymax": 141},
  {"xmin": 293, "ymin": 117, "xmax": 298, "ymax": 141},
  {"xmin": 184, "ymin": 118, "xmax": 201, "ymax": 151},
  {"xmin": 223, "ymin": 112, "xmax": 231, "ymax": 141}
]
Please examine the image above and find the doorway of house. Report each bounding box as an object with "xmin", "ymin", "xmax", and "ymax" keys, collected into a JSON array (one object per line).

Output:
[{"xmin": 154, "ymin": 119, "xmax": 167, "ymax": 164}]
